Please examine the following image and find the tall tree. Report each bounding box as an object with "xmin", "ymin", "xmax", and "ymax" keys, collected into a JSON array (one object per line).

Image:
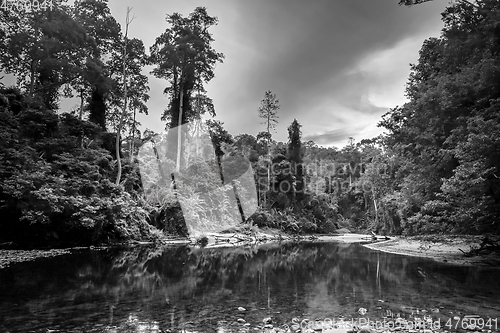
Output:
[
  {"xmin": 149, "ymin": 7, "xmax": 223, "ymax": 128},
  {"xmin": 149, "ymin": 7, "xmax": 223, "ymax": 172},
  {"xmin": 115, "ymin": 7, "xmax": 134, "ymax": 186},
  {"xmin": 257, "ymin": 90, "xmax": 280, "ymax": 207},
  {"xmin": 72, "ymin": 0, "xmax": 121, "ymax": 130},
  {"xmin": 106, "ymin": 37, "xmax": 149, "ymax": 159},
  {"xmin": 287, "ymin": 119, "xmax": 304, "ymax": 203},
  {"xmin": 258, "ymin": 90, "xmax": 280, "ymax": 138}
]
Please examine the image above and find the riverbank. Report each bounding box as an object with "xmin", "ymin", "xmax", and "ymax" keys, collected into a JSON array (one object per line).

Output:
[
  {"xmin": 364, "ymin": 234, "xmax": 500, "ymax": 267},
  {"xmin": 2, "ymin": 232, "xmax": 498, "ymax": 270},
  {"xmin": 0, "ymin": 231, "xmax": 377, "ymax": 269}
]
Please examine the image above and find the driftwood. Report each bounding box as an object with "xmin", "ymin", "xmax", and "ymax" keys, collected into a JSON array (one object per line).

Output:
[
  {"xmin": 192, "ymin": 232, "xmax": 323, "ymax": 248},
  {"xmin": 370, "ymin": 231, "xmax": 390, "ymax": 241},
  {"xmin": 0, "ymin": 242, "xmax": 15, "ymax": 248},
  {"xmin": 459, "ymin": 237, "xmax": 500, "ymax": 257}
]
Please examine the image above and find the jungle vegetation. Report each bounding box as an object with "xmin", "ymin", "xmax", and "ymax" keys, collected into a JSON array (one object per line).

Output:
[{"xmin": 1, "ymin": 0, "xmax": 499, "ymax": 247}]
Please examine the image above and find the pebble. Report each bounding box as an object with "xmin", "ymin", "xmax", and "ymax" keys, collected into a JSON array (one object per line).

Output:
[{"xmin": 358, "ymin": 308, "xmax": 368, "ymax": 315}]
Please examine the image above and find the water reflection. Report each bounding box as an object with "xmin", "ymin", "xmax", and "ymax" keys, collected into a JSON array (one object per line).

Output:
[{"xmin": 0, "ymin": 243, "xmax": 499, "ymax": 332}]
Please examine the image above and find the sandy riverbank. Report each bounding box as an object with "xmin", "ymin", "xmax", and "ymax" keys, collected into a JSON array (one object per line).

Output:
[{"xmin": 364, "ymin": 235, "xmax": 500, "ymax": 266}]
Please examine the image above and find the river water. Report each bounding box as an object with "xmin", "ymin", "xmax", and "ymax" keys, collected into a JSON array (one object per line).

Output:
[{"xmin": 0, "ymin": 242, "xmax": 499, "ymax": 332}]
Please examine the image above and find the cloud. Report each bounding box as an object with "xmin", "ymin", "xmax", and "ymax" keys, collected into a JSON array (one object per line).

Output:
[
  {"xmin": 302, "ymin": 103, "xmax": 389, "ymax": 147},
  {"xmin": 199, "ymin": 1, "xmax": 444, "ymax": 146},
  {"xmin": 303, "ymin": 128, "xmax": 360, "ymax": 147}
]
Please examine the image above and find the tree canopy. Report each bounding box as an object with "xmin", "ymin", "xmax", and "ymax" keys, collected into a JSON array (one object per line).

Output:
[{"xmin": 149, "ymin": 7, "xmax": 224, "ymax": 128}]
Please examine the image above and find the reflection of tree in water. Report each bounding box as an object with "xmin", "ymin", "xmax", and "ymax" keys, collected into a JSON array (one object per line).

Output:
[
  {"xmin": 0, "ymin": 244, "xmax": 499, "ymax": 332},
  {"xmin": 77, "ymin": 244, "xmax": 500, "ymax": 330}
]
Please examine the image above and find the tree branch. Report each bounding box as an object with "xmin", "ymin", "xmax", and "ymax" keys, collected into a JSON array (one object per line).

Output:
[{"xmin": 33, "ymin": 74, "xmax": 81, "ymax": 93}]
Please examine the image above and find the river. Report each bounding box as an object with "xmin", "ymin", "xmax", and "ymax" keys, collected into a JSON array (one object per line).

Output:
[{"xmin": 0, "ymin": 242, "xmax": 499, "ymax": 332}]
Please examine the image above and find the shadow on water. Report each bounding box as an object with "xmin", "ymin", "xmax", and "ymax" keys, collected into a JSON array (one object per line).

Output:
[{"xmin": 0, "ymin": 242, "xmax": 499, "ymax": 332}]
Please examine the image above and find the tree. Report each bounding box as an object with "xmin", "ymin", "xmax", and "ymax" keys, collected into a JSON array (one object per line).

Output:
[
  {"xmin": 233, "ymin": 133, "xmax": 259, "ymax": 161},
  {"xmin": 150, "ymin": 7, "xmax": 223, "ymax": 175},
  {"xmin": 257, "ymin": 90, "xmax": 280, "ymax": 207},
  {"xmin": 104, "ymin": 37, "xmax": 149, "ymax": 161},
  {"xmin": 72, "ymin": 0, "xmax": 122, "ymax": 129},
  {"xmin": 149, "ymin": 7, "xmax": 223, "ymax": 129},
  {"xmin": 256, "ymin": 131, "xmax": 274, "ymax": 156},
  {"xmin": 0, "ymin": 3, "xmax": 92, "ymax": 109},
  {"xmin": 206, "ymin": 119, "xmax": 233, "ymax": 158},
  {"xmin": 287, "ymin": 119, "xmax": 304, "ymax": 203},
  {"xmin": 379, "ymin": 0, "xmax": 500, "ymax": 234},
  {"xmin": 115, "ymin": 7, "xmax": 134, "ymax": 186},
  {"xmin": 258, "ymin": 90, "xmax": 280, "ymax": 138}
]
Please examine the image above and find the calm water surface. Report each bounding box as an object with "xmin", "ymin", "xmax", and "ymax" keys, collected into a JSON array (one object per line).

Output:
[{"xmin": 0, "ymin": 242, "xmax": 499, "ymax": 332}]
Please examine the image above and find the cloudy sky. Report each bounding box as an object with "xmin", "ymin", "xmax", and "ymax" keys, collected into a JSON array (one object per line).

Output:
[{"xmin": 4, "ymin": 0, "xmax": 450, "ymax": 147}]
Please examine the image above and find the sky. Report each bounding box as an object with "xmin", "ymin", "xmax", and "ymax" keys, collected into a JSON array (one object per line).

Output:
[{"xmin": 2, "ymin": 0, "xmax": 450, "ymax": 148}]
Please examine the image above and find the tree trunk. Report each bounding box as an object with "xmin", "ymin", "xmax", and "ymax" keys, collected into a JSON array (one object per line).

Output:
[
  {"xmin": 129, "ymin": 107, "xmax": 136, "ymax": 163},
  {"xmin": 115, "ymin": 8, "xmax": 133, "ymax": 186},
  {"xmin": 78, "ymin": 89, "xmax": 84, "ymax": 148},
  {"xmin": 176, "ymin": 81, "xmax": 184, "ymax": 173},
  {"xmin": 79, "ymin": 89, "xmax": 84, "ymax": 120},
  {"xmin": 373, "ymin": 193, "xmax": 379, "ymax": 225},
  {"xmin": 30, "ymin": 60, "xmax": 36, "ymax": 97}
]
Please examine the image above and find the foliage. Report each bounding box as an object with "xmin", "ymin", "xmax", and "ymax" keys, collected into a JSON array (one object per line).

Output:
[
  {"xmin": 378, "ymin": 0, "xmax": 500, "ymax": 234},
  {"xmin": 2, "ymin": 0, "xmax": 499, "ymax": 243},
  {"xmin": 258, "ymin": 90, "xmax": 280, "ymax": 135},
  {"xmin": 206, "ymin": 119, "xmax": 233, "ymax": 157},
  {"xmin": 72, "ymin": 0, "xmax": 122, "ymax": 129},
  {"xmin": 0, "ymin": 88, "xmax": 163, "ymax": 246},
  {"xmin": 287, "ymin": 119, "xmax": 304, "ymax": 203},
  {"xmin": 149, "ymin": 7, "xmax": 224, "ymax": 128},
  {"xmin": 0, "ymin": 2, "xmax": 93, "ymax": 109}
]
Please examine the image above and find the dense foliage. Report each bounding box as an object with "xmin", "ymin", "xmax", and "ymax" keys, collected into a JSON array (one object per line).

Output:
[
  {"xmin": 0, "ymin": 88, "xmax": 162, "ymax": 246},
  {"xmin": 1, "ymin": 0, "xmax": 499, "ymax": 248},
  {"xmin": 376, "ymin": 0, "xmax": 500, "ymax": 234}
]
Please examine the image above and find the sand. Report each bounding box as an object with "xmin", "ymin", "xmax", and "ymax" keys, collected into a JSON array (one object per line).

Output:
[{"xmin": 363, "ymin": 235, "xmax": 500, "ymax": 266}]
